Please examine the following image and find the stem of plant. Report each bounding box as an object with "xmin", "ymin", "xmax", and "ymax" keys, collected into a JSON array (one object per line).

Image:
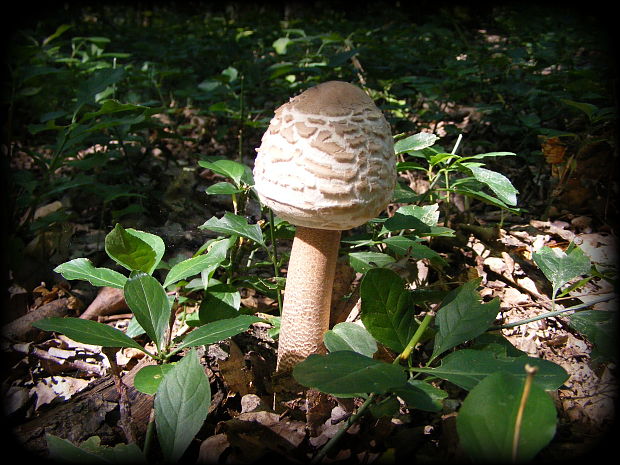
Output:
[
  {"xmin": 312, "ymin": 312, "xmax": 434, "ymax": 463},
  {"xmin": 512, "ymin": 364, "xmax": 538, "ymax": 462},
  {"xmin": 399, "ymin": 311, "xmax": 435, "ymax": 362},
  {"xmin": 490, "ymin": 294, "xmax": 614, "ymax": 330},
  {"xmin": 143, "ymin": 408, "xmax": 156, "ymax": 459}
]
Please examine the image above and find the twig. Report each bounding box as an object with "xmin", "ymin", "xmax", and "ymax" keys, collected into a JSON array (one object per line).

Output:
[{"xmin": 102, "ymin": 347, "xmax": 137, "ymax": 444}]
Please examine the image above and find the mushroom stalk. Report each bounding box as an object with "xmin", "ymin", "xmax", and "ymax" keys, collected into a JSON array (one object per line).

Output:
[{"xmin": 276, "ymin": 226, "xmax": 341, "ymax": 372}]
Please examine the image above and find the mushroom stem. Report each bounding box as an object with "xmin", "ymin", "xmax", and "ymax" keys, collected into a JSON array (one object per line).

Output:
[{"xmin": 276, "ymin": 226, "xmax": 341, "ymax": 372}]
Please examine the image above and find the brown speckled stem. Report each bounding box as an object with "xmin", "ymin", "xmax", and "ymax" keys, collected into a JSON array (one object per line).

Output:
[{"xmin": 276, "ymin": 226, "xmax": 341, "ymax": 372}]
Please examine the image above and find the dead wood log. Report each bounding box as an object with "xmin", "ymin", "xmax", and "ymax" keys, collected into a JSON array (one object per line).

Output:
[
  {"xmin": 80, "ymin": 287, "xmax": 129, "ymax": 320},
  {"xmin": 2, "ymin": 298, "xmax": 71, "ymax": 341},
  {"xmin": 12, "ymin": 357, "xmax": 155, "ymax": 456}
]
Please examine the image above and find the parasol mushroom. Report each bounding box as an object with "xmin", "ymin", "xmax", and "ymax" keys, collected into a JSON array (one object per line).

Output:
[{"xmin": 253, "ymin": 81, "xmax": 395, "ymax": 372}]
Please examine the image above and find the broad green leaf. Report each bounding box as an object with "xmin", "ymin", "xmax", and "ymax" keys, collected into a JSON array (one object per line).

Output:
[
  {"xmin": 456, "ymin": 371, "xmax": 557, "ymax": 462},
  {"xmin": 470, "ymin": 333, "xmax": 527, "ymax": 358},
  {"xmin": 429, "ymin": 152, "xmax": 457, "ymax": 167},
  {"xmin": 79, "ymin": 436, "xmax": 144, "ymax": 463},
  {"xmin": 293, "ymin": 351, "xmax": 407, "ymax": 397},
  {"xmin": 134, "ymin": 364, "xmax": 175, "ymax": 395},
  {"xmin": 81, "ymin": 99, "xmax": 158, "ymax": 122},
  {"xmin": 560, "ymin": 99, "xmax": 597, "ymax": 120},
  {"xmin": 46, "ymin": 434, "xmax": 110, "ymax": 464},
  {"xmin": 431, "ymin": 279, "xmax": 500, "ymax": 361},
  {"xmin": 391, "ymin": 379, "xmax": 447, "ymax": 412},
  {"xmin": 533, "ymin": 245, "xmax": 591, "ymax": 297},
  {"xmin": 75, "ymin": 68, "xmax": 125, "ymax": 113},
  {"xmin": 468, "ymin": 165, "xmax": 518, "ymax": 206},
  {"xmin": 205, "ymin": 181, "xmax": 243, "ymax": 195},
  {"xmin": 360, "ymin": 268, "xmax": 418, "ymax": 353},
  {"xmin": 198, "ymin": 159, "xmax": 248, "ymax": 187},
  {"xmin": 105, "ymin": 224, "xmax": 157, "ymax": 274},
  {"xmin": 54, "ymin": 258, "xmax": 127, "ymax": 289},
  {"xmin": 199, "ymin": 212, "xmax": 265, "ymax": 247},
  {"xmin": 348, "ymin": 251, "xmax": 395, "ymax": 273},
  {"xmin": 324, "ymin": 322, "xmax": 377, "ymax": 357},
  {"xmin": 155, "ymin": 349, "xmax": 211, "ymax": 464},
  {"xmin": 176, "ymin": 315, "xmax": 261, "ymax": 350},
  {"xmin": 163, "ymin": 252, "xmax": 227, "ymax": 288},
  {"xmin": 453, "ymin": 186, "xmax": 521, "ymax": 213},
  {"xmin": 382, "ymin": 204, "xmax": 454, "ymax": 237},
  {"xmin": 413, "ymin": 349, "xmax": 568, "ymax": 391},
  {"xmin": 124, "ymin": 272, "xmax": 171, "ymax": 351},
  {"xmin": 198, "ymin": 283, "xmax": 241, "ymax": 324},
  {"xmin": 32, "ymin": 317, "xmax": 145, "ymax": 352},
  {"xmin": 382, "ymin": 236, "xmax": 447, "ymax": 267},
  {"xmin": 273, "ymin": 37, "xmax": 292, "ymax": 54},
  {"xmin": 47, "ymin": 433, "xmax": 144, "ymax": 464},
  {"xmin": 567, "ymin": 310, "xmax": 617, "ymax": 362},
  {"xmin": 125, "ymin": 228, "xmax": 165, "ymax": 273},
  {"xmin": 394, "ymin": 132, "xmax": 438, "ymax": 154}
]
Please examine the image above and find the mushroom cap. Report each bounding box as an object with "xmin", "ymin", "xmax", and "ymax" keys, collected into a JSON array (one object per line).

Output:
[{"xmin": 253, "ymin": 81, "xmax": 396, "ymax": 230}]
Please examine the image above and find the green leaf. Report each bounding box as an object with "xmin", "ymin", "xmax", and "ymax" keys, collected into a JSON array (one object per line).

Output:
[
  {"xmin": 348, "ymin": 251, "xmax": 395, "ymax": 273},
  {"xmin": 46, "ymin": 435, "xmax": 110, "ymax": 464},
  {"xmin": 413, "ymin": 349, "xmax": 568, "ymax": 391},
  {"xmin": 54, "ymin": 258, "xmax": 127, "ymax": 289},
  {"xmin": 459, "ymin": 152, "xmax": 516, "ymax": 162},
  {"xmin": 431, "ymin": 279, "xmax": 500, "ymax": 361},
  {"xmin": 453, "ymin": 186, "xmax": 521, "ymax": 213},
  {"xmin": 205, "ymin": 181, "xmax": 243, "ymax": 195},
  {"xmin": 273, "ymin": 37, "xmax": 292, "ymax": 54},
  {"xmin": 293, "ymin": 351, "xmax": 407, "ymax": 397},
  {"xmin": 197, "ymin": 159, "xmax": 248, "ymax": 187},
  {"xmin": 124, "ymin": 272, "xmax": 171, "ymax": 351},
  {"xmin": 382, "ymin": 236, "xmax": 447, "ymax": 267},
  {"xmin": 533, "ymin": 245, "xmax": 591, "ymax": 297},
  {"xmin": 456, "ymin": 371, "xmax": 557, "ymax": 462},
  {"xmin": 32, "ymin": 317, "xmax": 145, "ymax": 352},
  {"xmin": 105, "ymin": 224, "xmax": 157, "ymax": 274},
  {"xmin": 560, "ymin": 99, "xmax": 597, "ymax": 120},
  {"xmin": 134, "ymin": 364, "xmax": 175, "ymax": 395},
  {"xmin": 125, "ymin": 228, "xmax": 165, "ymax": 272},
  {"xmin": 382, "ymin": 204, "xmax": 454, "ymax": 237},
  {"xmin": 199, "ymin": 212, "xmax": 265, "ymax": 247},
  {"xmin": 324, "ymin": 322, "xmax": 378, "ymax": 357},
  {"xmin": 467, "ymin": 165, "xmax": 518, "ymax": 206},
  {"xmin": 75, "ymin": 68, "xmax": 125, "ymax": 113},
  {"xmin": 155, "ymin": 349, "xmax": 211, "ymax": 464},
  {"xmin": 394, "ymin": 132, "xmax": 438, "ymax": 154},
  {"xmin": 163, "ymin": 251, "xmax": 228, "ymax": 288},
  {"xmin": 176, "ymin": 315, "xmax": 261, "ymax": 350},
  {"xmin": 198, "ymin": 283, "xmax": 241, "ymax": 324},
  {"xmin": 391, "ymin": 379, "xmax": 447, "ymax": 412},
  {"xmin": 46, "ymin": 433, "xmax": 145, "ymax": 463},
  {"xmin": 567, "ymin": 310, "xmax": 617, "ymax": 362},
  {"xmin": 360, "ymin": 268, "xmax": 418, "ymax": 353},
  {"xmin": 81, "ymin": 99, "xmax": 158, "ymax": 122}
]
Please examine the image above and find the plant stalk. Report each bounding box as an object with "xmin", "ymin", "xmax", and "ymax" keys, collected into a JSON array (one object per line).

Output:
[
  {"xmin": 512, "ymin": 364, "xmax": 537, "ymax": 462},
  {"xmin": 310, "ymin": 393, "xmax": 376, "ymax": 464}
]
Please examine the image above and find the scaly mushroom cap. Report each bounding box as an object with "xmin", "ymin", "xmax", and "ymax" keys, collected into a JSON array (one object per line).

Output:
[{"xmin": 253, "ymin": 81, "xmax": 395, "ymax": 230}]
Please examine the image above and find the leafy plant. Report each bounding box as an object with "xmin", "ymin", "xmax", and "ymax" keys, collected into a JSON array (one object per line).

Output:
[
  {"xmin": 33, "ymin": 224, "xmax": 262, "ymax": 461},
  {"xmin": 293, "ymin": 256, "xmax": 568, "ymax": 462}
]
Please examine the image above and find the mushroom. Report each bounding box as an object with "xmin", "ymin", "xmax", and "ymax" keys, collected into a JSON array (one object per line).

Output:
[{"xmin": 253, "ymin": 81, "xmax": 395, "ymax": 372}]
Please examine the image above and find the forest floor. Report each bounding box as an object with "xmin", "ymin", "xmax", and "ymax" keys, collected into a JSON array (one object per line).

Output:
[
  {"xmin": 3, "ymin": 151, "xmax": 617, "ymax": 463},
  {"xmin": 2, "ymin": 3, "xmax": 618, "ymax": 464}
]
